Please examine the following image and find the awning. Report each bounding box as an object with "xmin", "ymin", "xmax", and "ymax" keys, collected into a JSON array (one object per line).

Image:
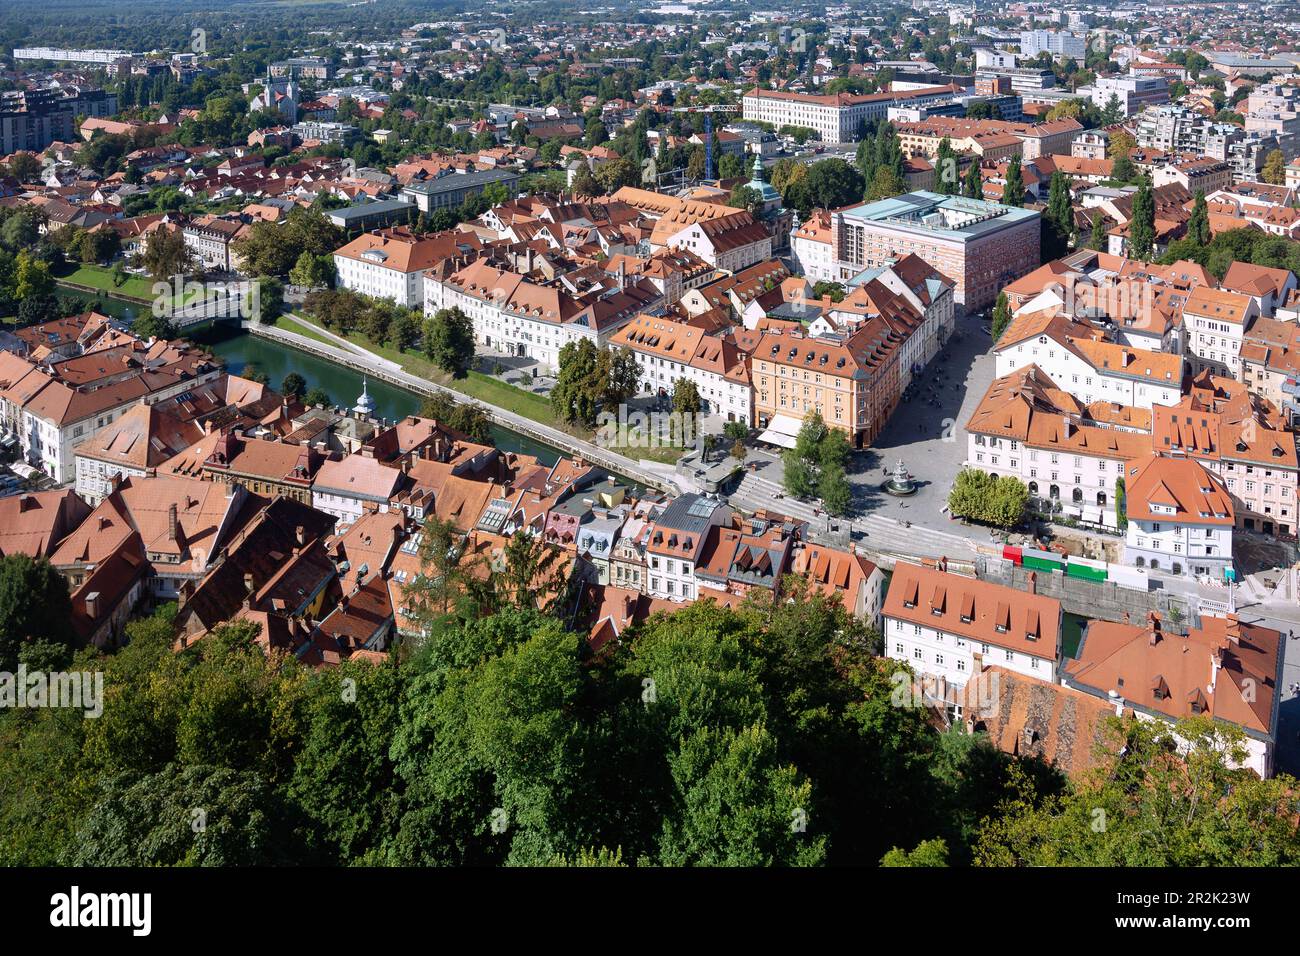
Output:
[
  {"xmin": 9, "ymin": 462, "xmax": 38, "ymax": 479},
  {"xmin": 756, "ymin": 413, "xmax": 803, "ymax": 450}
]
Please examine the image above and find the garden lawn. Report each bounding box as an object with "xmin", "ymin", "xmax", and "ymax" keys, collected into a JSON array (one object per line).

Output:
[{"xmin": 55, "ymin": 264, "xmax": 160, "ymax": 301}]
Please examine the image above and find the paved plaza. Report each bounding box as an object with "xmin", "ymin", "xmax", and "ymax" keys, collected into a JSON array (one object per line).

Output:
[{"xmin": 732, "ymin": 311, "xmax": 996, "ymax": 538}]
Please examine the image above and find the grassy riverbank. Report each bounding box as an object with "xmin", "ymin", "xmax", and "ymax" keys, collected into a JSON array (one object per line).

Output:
[{"xmin": 277, "ymin": 311, "xmax": 567, "ymax": 432}]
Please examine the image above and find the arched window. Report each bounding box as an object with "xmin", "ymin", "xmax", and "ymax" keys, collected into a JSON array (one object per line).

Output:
[
  {"xmin": 1072, "ymin": 487, "xmax": 1083, "ymax": 503},
  {"xmin": 1135, "ymin": 556, "xmax": 1146, "ymax": 567},
  {"xmin": 1150, "ymin": 559, "xmax": 1160, "ymax": 571},
  {"xmin": 1028, "ymin": 481, "xmax": 1039, "ymax": 496},
  {"xmin": 1049, "ymin": 484, "xmax": 1060, "ymax": 500},
  {"xmin": 1096, "ymin": 491, "xmax": 1107, "ymax": 506},
  {"xmin": 1172, "ymin": 563, "xmax": 1183, "ymax": 575}
]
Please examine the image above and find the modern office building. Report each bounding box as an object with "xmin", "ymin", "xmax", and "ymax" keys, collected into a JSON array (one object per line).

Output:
[{"xmin": 830, "ymin": 191, "xmax": 1041, "ymax": 309}]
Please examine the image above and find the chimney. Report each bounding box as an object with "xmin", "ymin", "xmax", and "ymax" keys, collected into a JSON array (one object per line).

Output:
[
  {"xmin": 1027, "ymin": 570, "xmax": 1036, "ymax": 595},
  {"xmin": 84, "ymin": 591, "xmax": 100, "ymax": 620},
  {"xmin": 168, "ymin": 503, "xmax": 178, "ymax": 541},
  {"xmin": 1062, "ymin": 415, "xmax": 1072, "ymax": 438},
  {"xmin": 244, "ymin": 572, "xmax": 254, "ymax": 593},
  {"xmin": 295, "ymin": 525, "xmax": 306, "ymax": 547}
]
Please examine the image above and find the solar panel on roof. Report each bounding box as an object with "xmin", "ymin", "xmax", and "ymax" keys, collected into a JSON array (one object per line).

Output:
[{"xmin": 685, "ymin": 497, "xmax": 714, "ymax": 519}]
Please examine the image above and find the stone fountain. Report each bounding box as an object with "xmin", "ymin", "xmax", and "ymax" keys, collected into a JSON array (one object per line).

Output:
[{"xmin": 881, "ymin": 458, "xmax": 918, "ymax": 497}]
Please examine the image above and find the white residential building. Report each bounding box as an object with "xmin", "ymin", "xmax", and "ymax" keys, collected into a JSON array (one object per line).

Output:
[
  {"xmin": 964, "ymin": 365, "xmax": 1151, "ymax": 525},
  {"xmin": 882, "ymin": 562, "xmax": 1062, "ymax": 700},
  {"xmin": 608, "ymin": 314, "xmax": 753, "ymax": 424},
  {"xmin": 664, "ymin": 211, "xmax": 772, "ymax": 273},
  {"xmin": 645, "ymin": 493, "xmax": 729, "ymax": 603},
  {"xmin": 994, "ymin": 313, "xmax": 1182, "ymax": 409},
  {"xmin": 425, "ymin": 259, "xmax": 654, "ymax": 373},
  {"xmin": 310, "ymin": 454, "xmax": 402, "ymax": 530},
  {"xmin": 333, "ymin": 227, "xmax": 470, "ymax": 308},
  {"xmin": 789, "ymin": 210, "xmax": 836, "ymax": 283},
  {"xmin": 1122, "ymin": 453, "xmax": 1234, "ymax": 580},
  {"xmin": 1182, "ymin": 286, "xmax": 1260, "ymax": 379}
]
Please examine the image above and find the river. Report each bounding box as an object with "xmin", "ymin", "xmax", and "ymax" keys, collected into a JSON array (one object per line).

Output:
[{"xmin": 192, "ymin": 326, "xmax": 569, "ymax": 465}]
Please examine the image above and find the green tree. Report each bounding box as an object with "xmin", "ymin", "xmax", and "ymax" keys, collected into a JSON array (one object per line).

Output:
[
  {"xmin": 882, "ymin": 838, "xmax": 949, "ymax": 866},
  {"xmin": 781, "ymin": 411, "xmax": 853, "ymax": 514},
  {"xmin": 389, "ymin": 613, "xmax": 588, "ymax": 865},
  {"xmin": 288, "ymin": 661, "xmax": 402, "ymax": 862},
  {"xmin": 1089, "ymin": 211, "xmax": 1108, "ymax": 250},
  {"xmin": 1115, "ymin": 476, "xmax": 1128, "ymax": 531},
  {"xmin": 0, "ymin": 555, "xmax": 76, "ymax": 671},
  {"xmin": 1128, "ymin": 179, "xmax": 1156, "ymax": 261},
  {"xmin": 990, "ymin": 292, "xmax": 1012, "ymax": 341},
  {"xmin": 5, "ymin": 151, "xmax": 41, "ymax": 183},
  {"xmin": 864, "ymin": 164, "xmax": 906, "ymax": 202},
  {"xmin": 403, "ymin": 515, "xmax": 480, "ymax": 624},
  {"xmin": 550, "ymin": 339, "xmax": 605, "ymax": 428},
  {"xmin": 418, "ymin": 392, "xmax": 492, "ymax": 443},
  {"xmin": 423, "ymin": 307, "xmax": 475, "ymax": 378},
  {"xmin": 597, "ymin": 347, "xmax": 640, "ymax": 407},
  {"xmin": 947, "ymin": 469, "xmax": 1028, "ymax": 528},
  {"xmin": 289, "ymin": 250, "xmax": 333, "ymax": 290},
  {"xmin": 934, "ymin": 138, "xmax": 959, "ymax": 195},
  {"xmin": 1099, "ymin": 92, "xmax": 1123, "ymax": 126},
  {"xmin": 66, "ymin": 764, "xmax": 301, "ymax": 866},
  {"xmin": 671, "ymin": 378, "xmax": 701, "ymax": 417},
  {"xmin": 962, "ymin": 159, "xmax": 982, "ymax": 199},
  {"xmin": 280, "ymin": 373, "xmax": 307, "ymax": 398},
  {"xmin": 975, "ymin": 718, "xmax": 1300, "ymax": 866},
  {"xmin": 131, "ymin": 310, "xmax": 177, "ymax": 341},
  {"xmin": 686, "ymin": 147, "xmax": 706, "ymax": 181},
  {"xmin": 140, "ymin": 226, "xmax": 192, "ymax": 281},
  {"xmin": 13, "ymin": 250, "xmax": 54, "ymax": 299},
  {"xmin": 241, "ymin": 364, "xmax": 269, "ymax": 386},
  {"xmin": 1261, "ymin": 148, "xmax": 1286, "ymax": 186},
  {"xmin": 1001, "ymin": 155, "xmax": 1024, "ymax": 207},
  {"xmin": 1187, "ymin": 191, "xmax": 1210, "ymax": 247},
  {"xmin": 252, "ymin": 276, "xmax": 284, "ymax": 323},
  {"xmin": 657, "ymin": 723, "xmax": 825, "ymax": 866}
]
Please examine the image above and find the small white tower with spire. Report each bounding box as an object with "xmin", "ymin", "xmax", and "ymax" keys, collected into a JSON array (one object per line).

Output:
[{"xmin": 353, "ymin": 377, "xmax": 375, "ymax": 420}]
